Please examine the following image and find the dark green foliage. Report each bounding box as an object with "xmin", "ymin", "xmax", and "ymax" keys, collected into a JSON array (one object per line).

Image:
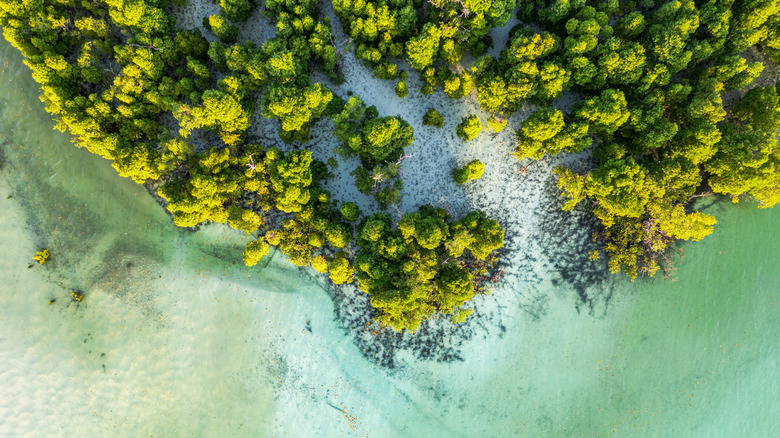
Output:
[
  {"xmin": 332, "ymin": 0, "xmax": 417, "ymax": 73},
  {"xmin": 176, "ymin": 90, "xmax": 251, "ymax": 146},
  {"xmin": 453, "ymin": 160, "xmax": 485, "ymax": 184},
  {"xmin": 331, "ymin": 0, "xmax": 517, "ymax": 83},
  {"xmin": 340, "ymin": 202, "xmax": 361, "ymax": 221},
  {"xmin": 219, "ymin": 0, "xmax": 255, "ymax": 22},
  {"xmin": 334, "ymin": 96, "xmax": 413, "ymax": 163},
  {"xmin": 514, "ymin": 108, "xmax": 591, "ymax": 160},
  {"xmin": 450, "ymin": 210, "xmax": 505, "ymax": 260},
  {"xmin": 422, "ymin": 108, "xmax": 444, "ymax": 128},
  {"xmin": 406, "ymin": 23, "xmax": 441, "ymax": 71},
  {"xmin": 204, "ymin": 15, "xmax": 239, "ymax": 44},
  {"xmin": 352, "ymin": 163, "xmax": 404, "ymax": 207},
  {"xmin": 333, "ymin": 96, "xmax": 414, "ymax": 206},
  {"xmin": 374, "ymin": 62, "xmax": 398, "ymax": 80},
  {"xmin": 506, "ymin": 0, "xmax": 780, "ymax": 279},
  {"xmin": 706, "ymin": 123, "xmax": 780, "ymax": 208},
  {"xmin": 326, "ymin": 222, "xmax": 353, "ymax": 248},
  {"xmin": 572, "ymin": 88, "xmax": 630, "ymax": 135},
  {"xmin": 731, "ymin": 86, "xmax": 780, "ymax": 132},
  {"xmin": 19, "ymin": 0, "xmax": 779, "ymax": 325},
  {"xmin": 158, "ymin": 146, "xmax": 270, "ymax": 229},
  {"xmin": 0, "ymin": 0, "xmax": 507, "ymax": 335},
  {"xmin": 452, "ymin": 167, "xmax": 470, "ymax": 184}
]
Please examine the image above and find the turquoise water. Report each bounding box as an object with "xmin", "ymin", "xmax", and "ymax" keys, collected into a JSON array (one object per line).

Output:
[{"xmin": 1, "ymin": 35, "xmax": 779, "ymax": 437}]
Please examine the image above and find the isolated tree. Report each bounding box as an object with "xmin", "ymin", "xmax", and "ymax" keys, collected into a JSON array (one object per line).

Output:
[
  {"xmin": 423, "ymin": 108, "xmax": 444, "ymax": 128},
  {"xmin": 453, "ymin": 160, "xmax": 485, "ymax": 184},
  {"xmin": 457, "ymin": 115, "xmax": 481, "ymax": 141}
]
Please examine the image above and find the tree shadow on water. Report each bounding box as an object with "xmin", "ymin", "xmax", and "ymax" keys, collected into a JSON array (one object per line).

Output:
[{"xmin": 534, "ymin": 175, "xmax": 616, "ymax": 318}]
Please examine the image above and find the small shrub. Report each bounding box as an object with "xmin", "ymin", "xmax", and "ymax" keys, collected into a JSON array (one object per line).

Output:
[
  {"xmin": 452, "ymin": 160, "xmax": 485, "ymax": 184},
  {"xmin": 422, "ymin": 108, "xmax": 444, "ymax": 128},
  {"xmin": 340, "ymin": 202, "xmax": 360, "ymax": 221},
  {"xmin": 33, "ymin": 248, "xmax": 49, "ymax": 264},
  {"xmin": 452, "ymin": 166, "xmax": 470, "ymax": 184},
  {"xmin": 456, "ymin": 115, "xmax": 481, "ymax": 141},
  {"xmin": 203, "ymin": 15, "xmax": 238, "ymax": 44},
  {"xmin": 467, "ymin": 160, "xmax": 485, "ymax": 180},
  {"xmin": 373, "ymin": 62, "xmax": 398, "ymax": 80},
  {"xmin": 395, "ymin": 81, "xmax": 408, "ymax": 98}
]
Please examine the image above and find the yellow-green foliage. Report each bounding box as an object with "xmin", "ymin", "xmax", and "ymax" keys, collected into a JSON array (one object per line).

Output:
[
  {"xmin": 456, "ymin": 115, "xmax": 481, "ymax": 141},
  {"xmin": 204, "ymin": 15, "xmax": 238, "ymax": 43},
  {"xmin": 395, "ymin": 80, "xmax": 408, "ymax": 98},
  {"xmin": 265, "ymin": 148, "xmax": 313, "ymax": 213},
  {"xmin": 339, "ymin": 202, "xmax": 360, "ymax": 221},
  {"xmin": 486, "ymin": 115, "xmax": 507, "ymax": 132},
  {"xmin": 354, "ymin": 207, "xmax": 504, "ymax": 332},
  {"xmin": 452, "ymin": 160, "xmax": 485, "ymax": 184},
  {"xmin": 311, "ymin": 255, "xmax": 329, "ymax": 273},
  {"xmin": 175, "ymin": 90, "xmax": 251, "ymax": 146},
  {"xmin": 33, "ymin": 248, "xmax": 50, "ymax": 264},
  {"xmin": 261, "ymin": 83, "xmax": 333, "ymax": 142},
  {"xmin": 328, "ymin": 252, "xmax": 354, "ymax": 284},
  {"xmin": 243, "ymin": 239, "xmax": 270, "ymax": 266}
]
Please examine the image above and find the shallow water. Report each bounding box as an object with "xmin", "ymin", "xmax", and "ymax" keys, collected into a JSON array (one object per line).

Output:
[{"xmin": 1, "ymin": 32, "xmax": 779, "ymax": 438}]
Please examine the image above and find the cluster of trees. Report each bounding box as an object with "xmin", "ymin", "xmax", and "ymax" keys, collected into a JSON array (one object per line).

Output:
[
  {"xmin": 506, "ymin": 0, "xmax": 780, "ymax": 279},
  {"xmin": 1, "ymin": 0, "xmax": 506, "ymax": 332},
  {"xmin": 355, "ymin": 206, "xmax": 504, "ymax": 332},
  {"xmin": 332, "ymin": 0, "xmax": 517, "ymax": 81},
  {"xmin": 333, "ymin": 96, "xmax": 415, "ymax": 206}
]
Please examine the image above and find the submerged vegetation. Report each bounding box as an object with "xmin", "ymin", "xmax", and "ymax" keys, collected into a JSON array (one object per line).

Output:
[
  {"xmin": 1, "ymin": 0, "xmax": 778, "ymax": 330},
  {"xmin": 33, "ymin": 248, "xmax": 50, "ymax": 264}
]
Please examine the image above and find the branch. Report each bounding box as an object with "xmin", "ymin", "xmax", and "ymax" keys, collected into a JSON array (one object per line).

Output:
[{"xmin": 128, "ymin": 43, "xmax": 163, "ymax": 51}]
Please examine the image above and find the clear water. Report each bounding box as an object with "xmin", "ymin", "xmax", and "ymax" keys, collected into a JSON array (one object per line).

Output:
[{"xmin": 1, "ymin": 36, "xmax": 779, "ymax": 437}]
